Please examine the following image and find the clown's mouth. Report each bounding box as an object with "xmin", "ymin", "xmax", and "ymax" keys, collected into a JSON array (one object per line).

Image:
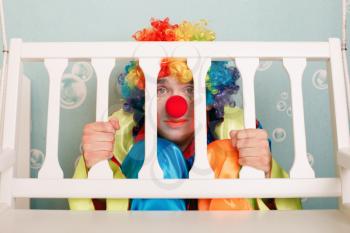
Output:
[{"xmin": 164, "ymin": 119, "xmax": 188, "ymax": 128}]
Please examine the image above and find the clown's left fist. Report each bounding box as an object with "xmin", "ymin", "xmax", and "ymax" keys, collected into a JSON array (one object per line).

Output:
[{"xmin": 229, "ymin": 129, "xmax": 272, "ymax": 178}]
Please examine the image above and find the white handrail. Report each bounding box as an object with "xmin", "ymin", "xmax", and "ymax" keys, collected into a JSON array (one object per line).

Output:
[
  {"xmin": 17, "ymin": 41, "xmax": 331, "ymax": 60},
  {"xmin": 11, "ymin": 178, "xmax": 341, "ymax": 199}
]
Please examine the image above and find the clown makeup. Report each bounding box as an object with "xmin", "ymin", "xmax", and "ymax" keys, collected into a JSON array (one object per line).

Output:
[{"xmin": 157, "ymin": 76, "xmax": 195, "ymax": 151}]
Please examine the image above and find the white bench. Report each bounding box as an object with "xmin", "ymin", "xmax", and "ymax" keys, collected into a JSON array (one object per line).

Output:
[{"xmin": 0, "ymin": 38, "xmax": 349, "ymax": 233}]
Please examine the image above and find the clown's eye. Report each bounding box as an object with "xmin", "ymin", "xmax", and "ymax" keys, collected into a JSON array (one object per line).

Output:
[
  {"xmin": 157, "ymin": 87, "xmax": 168, "ymax": 96},
  {"xmin": 184, "ymin": 86, "xmax": 194, "ymax": 95}
]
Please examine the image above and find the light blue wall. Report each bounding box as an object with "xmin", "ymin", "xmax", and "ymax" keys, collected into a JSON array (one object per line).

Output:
[{"xmin": 1, "ymin": 0, "xmax": 348, "ymax": 209}]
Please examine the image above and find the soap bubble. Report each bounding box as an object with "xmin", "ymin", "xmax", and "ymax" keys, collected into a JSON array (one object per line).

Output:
[
  {"xmin": 276, "ymin": 100, "xmax": 287, "ymax": 112},
  {"xmin": 272, "ymin": 128, "xmax": 287, "ymax": 142},
  {"xmin": 61, "ymin": 74, "xmax": 87, "ymax": 109},
  {"xmin": 30, "ymin": 149, "xmax": 45, "ymax": 170},
  {"xmin": 72, "ymin": 62, "xmax": 94, "ymax": 82},
  {"xmin": 312, "ymin": 69, "xmax": 328, "ymax": 90},
  {"xmin": 286, "ymin": 106, "xmax": 292, "ymax": 117},
  {"xmin": 258, "ymin": 61, "xmax": 272, "ymax": 71},
  {"xmin": 280, "ymin": 91, "xmax": 288, "ymax": 100},
  {"xmin": 307, "ymin": 153, "xmax": 314, "ymax": 167}
]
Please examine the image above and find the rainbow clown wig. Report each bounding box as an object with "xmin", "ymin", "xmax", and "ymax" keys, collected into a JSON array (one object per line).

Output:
[{"xmin": 117, "ymin": 18, "xmax": 241, "ymax": 129}]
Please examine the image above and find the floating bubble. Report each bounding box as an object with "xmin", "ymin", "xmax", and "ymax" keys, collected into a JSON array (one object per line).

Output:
[
  {"xmin": 61, "ymin": 74, "xmax": 87, "ymax": 109},
  {"xmin": 280, "ymin": 91, "xmax": 288, "ymax": 100},
  {"xmin": 258, "ymin": 61, "xmax": 272, "ymax": 71},
  {"xmin": 72, "ymin": 62, "xmax": 94, "ymax": 82},
  {"xmin": 276, "ymin": 100, "xmax": 287, "ymax": 112},
  {"xmin": 312, "ymin": 69, "xmax": 328, "ymax": 90},
  {"xmin": 272, "ymin": 128, "xmax": 287, "ymax": 142},
  {"xmin": 307, "ymin": 153, "xmax": 314, "ymax": 167},
  {"xmin": 286, "ymin": 106, "xmax": 292, "ymax": 117},
  {"xmin": 30, "ymin": 149, "xmax": 45, "ymax": 170}
]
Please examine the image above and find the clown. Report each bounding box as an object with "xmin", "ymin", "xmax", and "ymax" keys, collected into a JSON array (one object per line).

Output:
[{"xmin": 69, "ymin": 18, "xmax": 302, "ymax": 211}]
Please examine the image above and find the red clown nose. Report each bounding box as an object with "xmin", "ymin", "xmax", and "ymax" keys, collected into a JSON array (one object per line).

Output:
[{"xmin": 165, "ymin": 95, "xmax": 188, "ymax": 118}]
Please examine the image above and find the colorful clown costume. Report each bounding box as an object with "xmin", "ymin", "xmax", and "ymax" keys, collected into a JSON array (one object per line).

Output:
[{"xmin": 68, "ymin": 106, "xmax": 302, "ymax": 211}]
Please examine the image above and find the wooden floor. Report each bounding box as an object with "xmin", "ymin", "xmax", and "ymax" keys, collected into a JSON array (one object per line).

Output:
[{"xmin": 0, "ymin": 208, "xmax": 349, "ymax": 233}]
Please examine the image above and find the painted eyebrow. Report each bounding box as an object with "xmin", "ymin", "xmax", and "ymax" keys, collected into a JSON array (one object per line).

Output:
[
  {"xmin": 182, "ymin": 81, "xmax": 194, "ymax": 86},
  {"xmin": 157, "ymin": 79, "xmax": 168, "ymax": 84}
]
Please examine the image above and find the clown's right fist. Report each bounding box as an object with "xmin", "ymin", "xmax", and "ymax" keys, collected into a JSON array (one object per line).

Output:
[{"xmin": 82, "ymin": 117, "xmax": 119, "ymax": 169}]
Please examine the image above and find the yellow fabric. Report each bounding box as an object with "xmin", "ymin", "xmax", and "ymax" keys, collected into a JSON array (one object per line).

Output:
[
  {"xmin": 68, "ymin": 156, "xmax": 95, "ymax": 210},
  {"xmin": 68, "ymin": 109, "xmax": 135, "ymax": 211},
  {"xmin": 106, "ymin": 161, "xmax": 129, "ymax": 211},
  {"xmin": 215, "ymin": 105, "xmax": 245, "ymax": 138},
  {"xmin": 269, "ymin": 159, "xmax": 302, "ymax": 210},
  {"xmin": 109, "ymin": 110, "xmax": 136, "ymax": 164},
  {"xmin": 214, "ymin": 106, "xmax": 302, "ymax": 210},
  {"xmin": 68, "ymin": 156, "xmax": 130, "ymax": 211}
]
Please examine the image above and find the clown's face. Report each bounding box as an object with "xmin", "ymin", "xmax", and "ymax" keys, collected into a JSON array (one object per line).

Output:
[{"xmin": 157, "ymin": 76, "xmax": 195, "ymax": 148}]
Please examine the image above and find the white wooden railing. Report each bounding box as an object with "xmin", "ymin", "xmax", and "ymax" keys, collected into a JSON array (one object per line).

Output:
[{"xmin": 0, "ymin": 38, "xmax": 349, "ymax": 208}]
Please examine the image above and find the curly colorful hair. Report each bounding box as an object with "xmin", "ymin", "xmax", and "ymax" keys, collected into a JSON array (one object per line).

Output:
[{"xmin": 117, "ymin": 17, "xmax": 240, "ymax": 126}]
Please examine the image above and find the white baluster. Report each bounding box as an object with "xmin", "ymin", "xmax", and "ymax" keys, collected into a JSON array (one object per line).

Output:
[
  {"xmin": 138, "ymin": 58, "xmax": 163, "ymax": 179},
  {"xmin": 283, "ymin": 58, "xmax": 315, "ymax": 178},
  {"xmin": 38, "ymin": 59, "xmax": 67, "ymax": 179},
  {"xmin": 188, "ymin": 58, "xmax": 215, "ymax": 179},
  {"xmin": 88, "ymin": 59, "xmax": 115, "ymax": 179},
  {"xmin": 0, "ymin": 39, "xmax": 22, "ymax": 206},
  {"xmin": 328, "ymin": 38, "xmax": 350, "ymax": 204},
  {"xmin": 236, "ymin": 58, "xmax": 265, "ymax": 179}
]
